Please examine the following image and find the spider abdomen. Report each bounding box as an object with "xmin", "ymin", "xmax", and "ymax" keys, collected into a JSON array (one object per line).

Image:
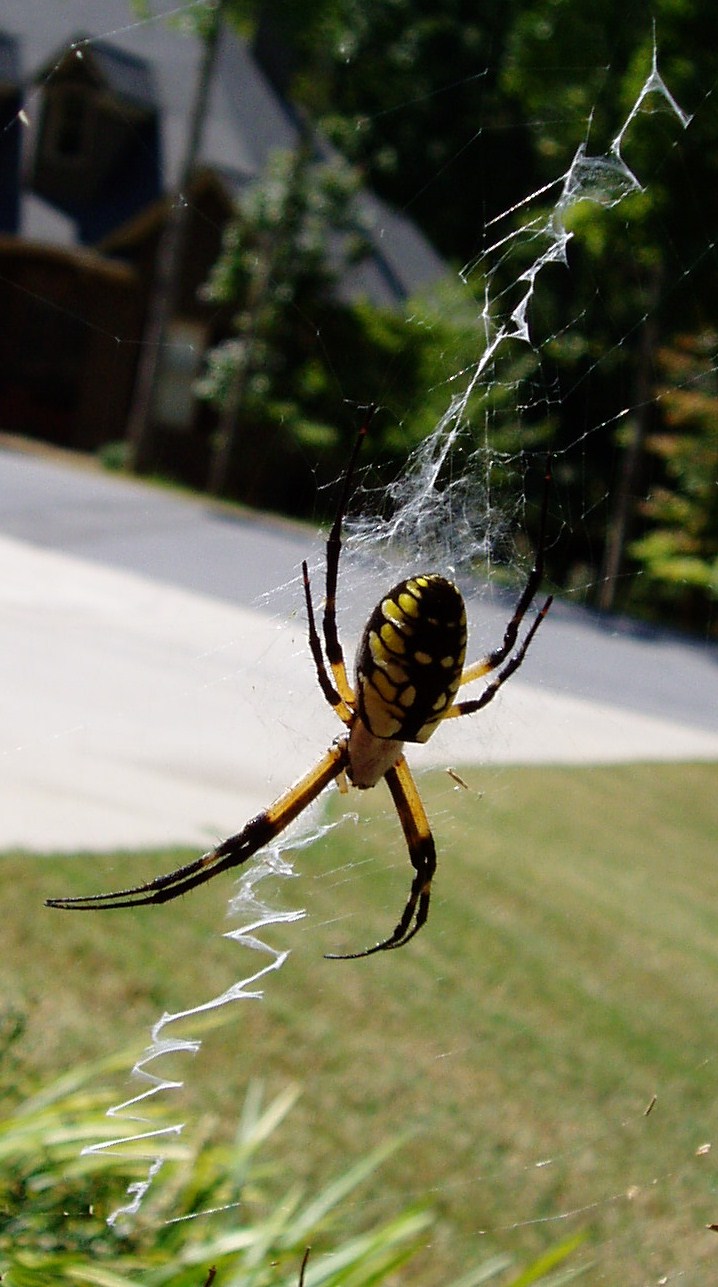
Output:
[{"xmin": 355, "ymin": 574, "xmax": 467, "ymax": 745}]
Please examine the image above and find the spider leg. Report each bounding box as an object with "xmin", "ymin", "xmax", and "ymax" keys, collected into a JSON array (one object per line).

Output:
[
  {"xmin": 302, "ymin": 560, "xmax": 353, "ymax": 722},
  {"xmin": 322, "ymin": 407, "xmax": 376, "ymax": 706},
  {"xmin": 46, "ymin": 743, "xmax": 349, "ymax": 911},
  {"xmin": 460, "ymin": 454, "xmax": 552, "ymax": 687},
  {"xmin": 446, "ymin": 593, "xmax": 553, "ymax": 720},
  {"xmin": 325, "ymin": 754, "xmax": 436, "ymax": 960}
]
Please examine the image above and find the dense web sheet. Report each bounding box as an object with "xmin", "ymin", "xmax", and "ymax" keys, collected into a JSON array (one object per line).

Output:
[
  {"xmin": 341, "ymin": 41, "xmax": 692, "ymax": 584},
  {"xmin": 3, "ymin": 5, "xmax": 718, "ymax": 1284}
]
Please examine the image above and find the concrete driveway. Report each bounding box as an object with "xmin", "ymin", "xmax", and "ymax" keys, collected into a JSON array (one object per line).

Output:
[{"xmin": 2, "ymin": 444, "xmax": 717, "ymax": 851}]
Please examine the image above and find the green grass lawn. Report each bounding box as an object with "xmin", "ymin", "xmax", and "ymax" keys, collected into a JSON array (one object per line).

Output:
[{"xmin": 3, "ymin": 762, "xmax": 718, "ymax": 1284}]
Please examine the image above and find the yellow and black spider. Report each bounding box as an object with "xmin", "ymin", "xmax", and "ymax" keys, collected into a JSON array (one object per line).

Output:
[{"xmin": 47, "ymin": 420, "xmax": 552, "ymax": 959}]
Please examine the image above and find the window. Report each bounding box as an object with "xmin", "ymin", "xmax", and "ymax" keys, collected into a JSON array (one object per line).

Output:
[{"xmin": 46, "ymin": 86, "xmax": 91, "ymax": 163}]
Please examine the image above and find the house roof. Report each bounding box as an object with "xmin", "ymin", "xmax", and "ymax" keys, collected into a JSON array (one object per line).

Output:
[
  {"xmin": 0, "ymin": 30, "xmax": 20, "ymax": 91},
  {"xmin": 0, "ymin": 0, "xmax": 447, "ymax": 304},
  {"xmin": 41, "ymin": 35, "xmax": 160, "ymax": 115}
]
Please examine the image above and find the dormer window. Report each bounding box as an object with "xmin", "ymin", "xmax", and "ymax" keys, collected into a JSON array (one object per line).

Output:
[
  {"xmin": 46, "ymin": 85, "xmax": 91, "ymax": 163},
  {"xmin": 29, "ymin": 76, "xmax": 98, "ymax": 203},
  {"xmin": 27, "ymin": 38, "xmax": 159, "ymax": 223}
]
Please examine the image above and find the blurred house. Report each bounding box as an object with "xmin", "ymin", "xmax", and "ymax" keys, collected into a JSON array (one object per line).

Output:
[{"xmin": 0, "ymin": 1, "xmax": 446, "ymax": 475}]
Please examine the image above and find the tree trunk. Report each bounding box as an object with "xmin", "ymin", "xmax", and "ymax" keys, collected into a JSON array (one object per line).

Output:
[
  {"xmin": 207, "ymin": 131, "xmax": 312, "ymax": 498},
  {"xmin": 125, "ymin": 1, "xmax": 228, "ymax": 474},
  {"xmin": 598, "ymin": 266, "xmax": 663, "ymax": 612}
]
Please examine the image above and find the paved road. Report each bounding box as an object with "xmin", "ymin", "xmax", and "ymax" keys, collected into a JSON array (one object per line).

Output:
[
  {"xmin": 2, "ymin": 443, "xmax": 716, "ymax": 727},
  {"xmin": 1, "ymin": 441, "xmax": 716, "ymax": 851},
  {"xmin": 0, "ymin": 445, "xmax": 311, "ymax": 608}
]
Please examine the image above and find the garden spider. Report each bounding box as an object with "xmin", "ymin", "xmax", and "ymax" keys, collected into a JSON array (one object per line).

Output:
[{"xmin": 47, "ymin": 419, "xmax": 553, "ymax": 959}]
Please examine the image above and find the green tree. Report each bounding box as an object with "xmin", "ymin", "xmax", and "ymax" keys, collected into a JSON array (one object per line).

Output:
[
  {"xmin": 195, "ymin": 143, "xmax": 374, "ymax": 502},
  {"xmin": 629, "ymin": 331, "xmax": 718, "ymax": 634},
  {"xmin": 131, "ymin": 0, "xmax": 718, "ymax": 631},
  {"xmin": 300, "ymin": 0, "xmax": 531, "ymax": 262},
  {"xmin": 493, "ymin": 1, "xmax": 718, "ymax": 615}
]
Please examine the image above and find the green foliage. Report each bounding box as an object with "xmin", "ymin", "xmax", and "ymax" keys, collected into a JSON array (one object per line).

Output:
[
  {"xmin": 5, "ymin": 765, "xmax": 717, "ymax": 1281},
  {"xmin": 629, "ymin": 331, "xmax": 718, "ymax": 631},
  {"xmin": 0, "ymin": 1059, "xmax": 431, "ymax": 1286},
  {"xmin": 196, "ymin": 145, "xmax": 382, "ymax": 500},
  {"xmin": 0, "ymin": 1043, "xmax": 583, "ymax": 1285},
  {"xmin": 139, "ymin": 0, "xmax": 718, "ymax": 632},
  {"xmin": 306, "ymin": 0, "xmax": 529, "ymax": 259},
  {"xmin": 199, "ymin": 149, "xmax": 369, "ymax": 321},
  {"xmin": 237, "ymin": 0, "xmax": 716, "ymax": 632},
  {"xmin": 0, "ymin": 1049, "xmax": 189, "ymax": 1275}
]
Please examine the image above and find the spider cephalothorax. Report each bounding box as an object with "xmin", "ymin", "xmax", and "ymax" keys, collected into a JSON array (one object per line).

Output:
[{"xmin": 47, "ymin": 419, "xmax": 552, "ymax": 959}]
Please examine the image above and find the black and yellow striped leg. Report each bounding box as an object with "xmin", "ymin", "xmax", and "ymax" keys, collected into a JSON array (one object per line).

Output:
[
  {"xmin": 321, "ymin": 407, "xmax": 376, "ymax": 705},
  {"xmin": 326, "ymin": 755, "xmax": 437, "ymax": 960},
  {"xmin": 302, "ymin": 560, "xmax": 353, "ymax": 722},
  {"xmin": 447, "ymin": 593, "xmax": 553, "ymax": 720},
  {"xmin": 46, "ymin": 743, "xmax": 350, "ymax": 912}
]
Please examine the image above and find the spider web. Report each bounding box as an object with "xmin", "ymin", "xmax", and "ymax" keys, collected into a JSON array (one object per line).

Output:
[{"xmin": 2, "ymin": 5, "xmax": 718, "ymax": 1285}]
